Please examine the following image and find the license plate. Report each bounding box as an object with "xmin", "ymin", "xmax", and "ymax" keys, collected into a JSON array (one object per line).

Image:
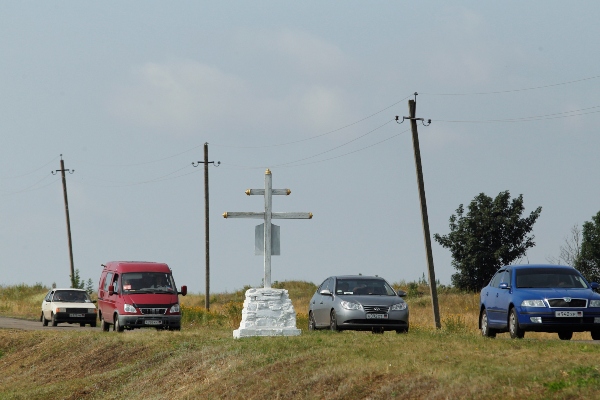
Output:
[
  {"xmin": 69, "ymin": 313, "xmax": 84, "ymax": 318},
  {"xmin": 366, "ymin": 314, "xmax": 388, "ymax": 319},
  {"xmin": 144, "ymin": 320, "xmax": 162, "ymax": 325},
  {"xmin": 555, "ymin": 311, "xmax": 583, "ymax": 318}
]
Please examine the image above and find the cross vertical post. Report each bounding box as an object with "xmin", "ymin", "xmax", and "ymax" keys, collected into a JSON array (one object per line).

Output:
[{"xmin": 264, "ymin": 170, "xmax": 273, "ymax": 288}]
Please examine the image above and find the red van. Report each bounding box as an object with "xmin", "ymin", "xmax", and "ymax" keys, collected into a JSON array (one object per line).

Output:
[{"xmin": 97, "ymin": 261, "xmax": 187, "ymax": 332}]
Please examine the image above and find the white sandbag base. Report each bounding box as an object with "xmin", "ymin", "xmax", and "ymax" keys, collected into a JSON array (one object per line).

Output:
[{"xmin": 233, "ymin": 287, "xmax": 301, "ymax": 338}]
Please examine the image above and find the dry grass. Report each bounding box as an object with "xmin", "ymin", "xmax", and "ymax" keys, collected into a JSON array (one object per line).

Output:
[{"xmin": 1, "ymin": 282, "xmax": 600, "ymax": 399}]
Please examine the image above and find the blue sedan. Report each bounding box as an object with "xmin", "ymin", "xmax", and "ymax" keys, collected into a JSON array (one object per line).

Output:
[{"xmin": 479, "ymin": 264, "xmax": 600, "ymax": 340}]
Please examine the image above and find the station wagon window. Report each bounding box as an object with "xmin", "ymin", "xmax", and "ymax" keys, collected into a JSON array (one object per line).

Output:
[
  {"xmin": 516, "ymin": 268, "xmax": 588, "ymax": 289},
  {"xmin": 490, "ymin": 270, "xmax": 505, "ymax": 288},
  {"xmin": 500, "ymin": 270, "xmax": 511, "ymax": 286}
]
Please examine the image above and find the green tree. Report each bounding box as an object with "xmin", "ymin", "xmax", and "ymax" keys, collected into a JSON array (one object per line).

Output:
[
  {"xmin": 434, "ymin": 191, "xmax": 542, "ymax": 292},
  {"xmin": 575, "ymin": 211, "xmax": 600, "ymax": 283},
  {"xmin": 71, "ymin": 269, "xmax": 85, "ymax": 290}
]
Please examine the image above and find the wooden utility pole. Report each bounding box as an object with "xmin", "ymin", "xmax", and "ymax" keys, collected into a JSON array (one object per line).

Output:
[
  {"xmin": 52, "ymin": 155, "xmax": 75, "ymax": 288},
  {"xmin": 405, "ymin": 94, "xmax": 441, "ymax": 329},
  {"xmin": 193, "ymin": 144, "xmax": 219, "ymax": 310}
]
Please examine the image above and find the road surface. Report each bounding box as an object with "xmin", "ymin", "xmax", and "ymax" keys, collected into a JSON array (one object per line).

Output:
[{"xmin": 0, "ymin": 316, "xmax": 99, "ymax": 331}]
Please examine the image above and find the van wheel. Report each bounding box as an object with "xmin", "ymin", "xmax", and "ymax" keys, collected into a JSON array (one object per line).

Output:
[
  {"xmin": 114, "ymin": 314, "xmax": 124, "ymax": 332},
  {"xmin": 100, "ymin": 317, "xmax": 110, "ymax": 332}
]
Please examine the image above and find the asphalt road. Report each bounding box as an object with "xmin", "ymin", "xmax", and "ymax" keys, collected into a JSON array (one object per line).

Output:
[{"xmin": 0, "ymin": 316, "xmax": 99, "ymax": 331}]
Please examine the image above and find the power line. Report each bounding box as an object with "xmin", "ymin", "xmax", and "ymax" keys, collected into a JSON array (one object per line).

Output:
[
  {"xmin": 224, "ymin": 128, "xmax": 410, "ymax": 170},
  {"xmin": 421, "ymin": 74, "xmax": 600, "ymax": 96},
  {"xmin": 211, "ymin": 94, "xmax": 413, "ymax": 149},
  {"xmin": 1, "ymin": 156, "xmax": 59, "ymax": 179},
  {"xmin": 436, "ymin": 105, "xmax": 600, "ymax": 123}
]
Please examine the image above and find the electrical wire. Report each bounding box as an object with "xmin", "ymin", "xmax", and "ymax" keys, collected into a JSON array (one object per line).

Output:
[
  {"xmin": 436, "ymin": 105, "xmax": 600, "ymax": 123},
  {"xmin": 1, "ymin": 156, "xmax": 59, "ymax": 179},
  {"xmin": 421, "ymin": 74, "xmax": 600, "ymax": 96},
  {"xmin": 1, "ymin": 175, "xmax": 59, "ymax": 196},
  {"xmin": 270, "ymin": 119, "xmax": 396, "ymax": 167},
  {"xmin": 210, "ymin": 94, "xmax": 413, "ymax": 149},
  {"xmin": 75, "ymin": 163, "xmax": 197, "ymax": 188}
]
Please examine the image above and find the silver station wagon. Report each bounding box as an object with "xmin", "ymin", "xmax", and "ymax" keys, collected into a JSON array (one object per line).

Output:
[{"xmin": 309, "ymin": 275, "xmax": 409, "ymax": 334}]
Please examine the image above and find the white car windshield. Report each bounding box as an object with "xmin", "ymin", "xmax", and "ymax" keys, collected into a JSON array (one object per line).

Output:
[
  {"xmin": 53, "ymin": 290, "xmax": 92, "ymax": 302},
  {"xmin": 335, "ymin": 279, "xmax": 396, "ymax": 295}
]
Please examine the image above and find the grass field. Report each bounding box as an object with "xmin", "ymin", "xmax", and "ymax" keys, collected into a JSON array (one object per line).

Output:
[{"xmin": 1, "ymin": 282, "xmax": 600, "ymax": 399}]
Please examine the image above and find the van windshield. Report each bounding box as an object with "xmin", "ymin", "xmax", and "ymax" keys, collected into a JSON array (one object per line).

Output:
[{"xmin": 121, "ymin": 273, "xmax": 176, "ymax": 294}]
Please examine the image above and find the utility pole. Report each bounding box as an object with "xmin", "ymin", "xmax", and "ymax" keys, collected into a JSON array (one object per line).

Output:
[
  {"xmin": 52, "ymin": 155, "xmax": 76, "ymax": 288},
  {"xmin": 397, "ymin": 93, "xmax": 441, "ymax": 329},
  {"xmin": 192, "ymin": 143, "xmax": 220, "ymax": 310}
]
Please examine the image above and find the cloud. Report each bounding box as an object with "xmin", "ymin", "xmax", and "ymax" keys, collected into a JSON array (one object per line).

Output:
[{"xmin": 110, "ymin": 61, "xmax": 247, "ymax": 133}]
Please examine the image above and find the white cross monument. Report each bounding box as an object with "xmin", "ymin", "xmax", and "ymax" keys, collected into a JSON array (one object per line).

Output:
[{"xmin": 223, "ymin": 169, "xmax": 312, "ymax": 338}]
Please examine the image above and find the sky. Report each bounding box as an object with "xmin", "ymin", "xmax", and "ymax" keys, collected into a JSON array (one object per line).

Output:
[{"xmin": 2, "ymin": 2, "xmax": 600, "ymax": 294}]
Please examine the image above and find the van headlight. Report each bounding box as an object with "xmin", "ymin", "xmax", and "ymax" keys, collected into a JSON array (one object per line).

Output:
[
  {"xmin": 169, "ymin": 304, "xmax": 180, "ymax": 313},
  {"xmin": 521, "ymin": 300, "xmax": 546, "ymax": 307},
  {"xmin": 391, "ymin": 302, "xmax": 407, "ymax": 311},
  {"xmin": 123, "ymin": 304, "xmax": 136, "ymax": 313}
]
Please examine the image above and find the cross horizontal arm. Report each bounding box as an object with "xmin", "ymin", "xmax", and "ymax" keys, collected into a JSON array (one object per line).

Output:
[
  {"xmin": 245, "ymin": 189, "xmax": 291, "ymax": 196},
  {"xmin": 272, "ymin": 212, "xmax": 313, "ymax": 219},
  {"xmin": 223, "ymin": 212, "xmax": 265, "ymax": 219}
]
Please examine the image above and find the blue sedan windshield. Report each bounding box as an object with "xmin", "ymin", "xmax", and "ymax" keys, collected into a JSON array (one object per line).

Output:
[{"xmin": 515, "ymin": 268, "xmax": 588, "ymax": 289}]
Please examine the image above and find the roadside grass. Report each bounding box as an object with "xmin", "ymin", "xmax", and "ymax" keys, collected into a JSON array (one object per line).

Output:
[
  {"xmin": 2, "ymin": 281, "xmax": 600, "ymax": 398},
  {"xmin": 0, "ymin": 283, "xmax": 48, "ymax": 319},
  {"xmin": 1, "ymin": 325, "xmax": 600, "ymax": 399}
]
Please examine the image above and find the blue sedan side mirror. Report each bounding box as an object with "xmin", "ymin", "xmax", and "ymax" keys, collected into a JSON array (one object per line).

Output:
[
  {"xmin": 591, "ymin": 282, "xmax": 599, "ymax": 290},
  {"xmin": 396, "ymin": 290, "xmax": 407, "ymax": 297},
  {"xmin": 499, "ymin": 283, "xmax": 509, "ymax": 290}
]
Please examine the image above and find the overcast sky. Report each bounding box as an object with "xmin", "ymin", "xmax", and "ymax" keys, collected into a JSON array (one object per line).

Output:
[{"xmin": 2, "ymin": 2, "xmax": 600, "ymax": 294}]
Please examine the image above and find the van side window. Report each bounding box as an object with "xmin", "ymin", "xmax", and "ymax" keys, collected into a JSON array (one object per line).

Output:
[
  {"xmin": 103, "ymin": 272, "xmax": 113, "ymax": 291},
  {"xmin": 113, "ymin": 274, "xmax": 120, "ymax": 293}
]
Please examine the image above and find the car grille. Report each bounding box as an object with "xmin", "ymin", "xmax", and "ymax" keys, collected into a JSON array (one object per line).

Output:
[
  {"xmin": 66, "ymin": 308, "xmax": 90, "ymax": 313},
  {"xmin": 363, "ymin": 305, "xmax": 390, "ymax": 313},
  {"xmin": 547, "ymin": 298, "xmax": 587, "ymax": 308},
  {"xmin": 139, "ymin": 307, "xmax": 167, "ymax": 315}
]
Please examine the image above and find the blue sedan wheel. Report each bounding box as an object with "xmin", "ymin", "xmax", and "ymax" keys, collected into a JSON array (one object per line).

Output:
[
  {"xmin": 509, "ymin": 308, "xmax": 525, "ymax": 339},
  {"xmin": 480, "ymin": 309, "xmax": 496, "ymax": 338}
]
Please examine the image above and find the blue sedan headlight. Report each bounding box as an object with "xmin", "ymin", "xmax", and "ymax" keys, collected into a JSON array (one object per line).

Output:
[
  {"xmin": 391, "ymin": 302, "xmax": 407, "ymax": 311},
  {"xmin": 521, "ymin": 300, "xmax": 546, "ymax": 307},
  {"xmin": 340, "ymin": 300, "xmax": 362, "ymax": 310},
  {"xmin": 589, "ymin": 300, "xmax": 600, "ymax": 308}
]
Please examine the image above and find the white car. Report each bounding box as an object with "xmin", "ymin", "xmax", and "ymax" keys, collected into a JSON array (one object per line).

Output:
[{"xmin": 41, "ymin": 288, "xmax": 97, "ymax": 327}]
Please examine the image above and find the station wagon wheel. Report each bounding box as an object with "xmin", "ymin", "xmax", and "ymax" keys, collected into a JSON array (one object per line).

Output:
[
  {"xmin": 508, "ymin": 308, "xmax": 524, "ymax": 339},
  {"xmin": 592, "ymin": 330, "xmax": 600, "ymax": 340},
  {"xmin": 330, "ymin": 310, "xmax": 340, "ymax": 332},
  {"xmin": 480, "ymin": 309, "xmax": 496, "ymax": 338},
  {"xmin": 558, "ymin": 331, "xmax": 573, "ymax": 341},
  {"xmin": 51, "ymin": 313, "xmax": 58, "ymax": 327},
  {"xmin": 41, "ymin": 312, "xmax": 48, "ymax": 327},
  {"xmin": 308, "ymin": 312, "xmax": 316, "ymax": 331}
]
